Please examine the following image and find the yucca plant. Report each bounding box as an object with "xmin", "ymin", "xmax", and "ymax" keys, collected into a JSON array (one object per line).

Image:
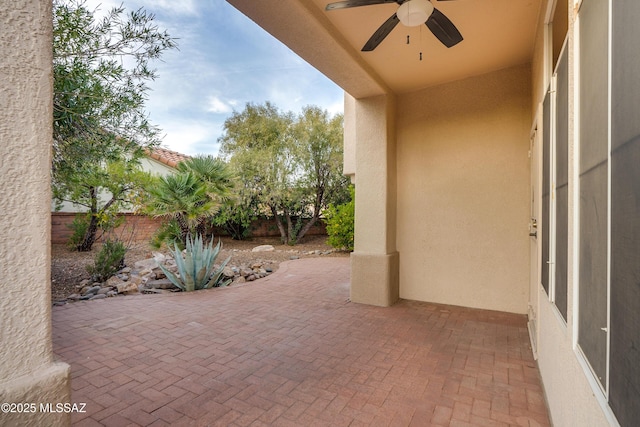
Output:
[{"xmin": 158, "ymin": 234, "xmax": 232, "ymax": 291}]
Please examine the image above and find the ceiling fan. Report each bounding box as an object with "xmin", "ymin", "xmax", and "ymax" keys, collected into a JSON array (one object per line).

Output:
[{"xmin": 325, "ymin": 0, "xmax": 463, "ymax": 52}]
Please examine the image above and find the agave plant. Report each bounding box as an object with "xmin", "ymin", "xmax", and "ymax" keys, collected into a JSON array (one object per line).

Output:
[{"xmin": 158, "ymin": 234, "xmax": 232, "ymax": 291}]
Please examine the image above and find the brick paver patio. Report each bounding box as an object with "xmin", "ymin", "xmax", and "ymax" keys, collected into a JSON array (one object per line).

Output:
[{"xmin": 53, "ymin": 257, "xmax": 550, "ymax": 426}]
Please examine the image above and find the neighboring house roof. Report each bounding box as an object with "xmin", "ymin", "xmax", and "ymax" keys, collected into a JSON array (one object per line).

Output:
[{"xmin": 146, "ymin": 146, "xmax": 191, "ymax": 168}]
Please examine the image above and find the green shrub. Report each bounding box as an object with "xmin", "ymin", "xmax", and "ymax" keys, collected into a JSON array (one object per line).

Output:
[
  {"xmin": 87, "ymin": 239, "xmax": 127, "ymax": 282},
  {"xmin": 158, "ymin": 234, "xmax": 232, "ymax": 292},
  {"xmin": 150, "ymin": 219, "xmax": 184, "ymax": 250},
  {"xmin": 67, "ymin": 214, "xmax": 90, "ymax": 249},
  {"xmin": 324, "ymin": 186, "xmax": 355, "ymax": 251},
  {"xmin": 211, "ymin": 197, "xmax": 257, "ymax": 240}
]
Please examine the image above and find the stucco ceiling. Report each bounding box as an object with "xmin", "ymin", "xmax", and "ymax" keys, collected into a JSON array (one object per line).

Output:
[{"xmin": 228, "ymin": 0, "xmax": 543, "ymax": 97}]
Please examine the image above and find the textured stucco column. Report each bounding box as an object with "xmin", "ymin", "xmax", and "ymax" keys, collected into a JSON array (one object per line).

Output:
[
  {"xmin": 349, "ymin": 94, "xmax": 399, "ymax": 306},
  {"xmin": 0, "ymin": 2, "xmax": 71, "ymax": 426}
]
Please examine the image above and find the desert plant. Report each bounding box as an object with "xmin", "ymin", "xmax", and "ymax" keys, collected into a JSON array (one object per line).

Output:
[
  {"xmin": 158, "ymin": 234, "xmax": 232, "ymax": 291},
  {"xmin": 67, "ymin": 214, "xmax": 90, "ymax": 249},
  {"xmin": 150, "ymin": 219, "xmax": 184, "ymax": 250},
  {"xmin": 87, "ymin": 239, "xmax": 127, "ymax": 282},
  {"xmin": 324, "ymin": 186, "xmax": 355, "ymax": 251}
]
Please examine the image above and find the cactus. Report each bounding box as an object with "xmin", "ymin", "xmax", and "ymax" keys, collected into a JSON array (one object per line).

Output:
[{"xmin": 158, "ymin": 234, "xmax": 232, "ymax": 291}]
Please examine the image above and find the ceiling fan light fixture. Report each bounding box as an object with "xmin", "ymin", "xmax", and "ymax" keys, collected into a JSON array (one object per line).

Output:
[{"xmin": 397, "ymin": 0, "xmax": 434, "ymax": 27}]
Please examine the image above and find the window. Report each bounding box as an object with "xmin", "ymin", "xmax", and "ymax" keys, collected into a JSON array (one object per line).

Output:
[
  {"xmin": 541, "ymin": 0, "xmax": 570, "ymax": 320},
  {"xmin": 577, "ymin": 0, "xmax": 608, "ymax": 389},
  {"xmin": 554, "ymin": 45, "xmax": 569, "ymax": 321},
  {"xmin": 609, "ymin": 0, "xmax": 640, "ymax": 424},
  {"xmin": 575, "ymin": 0, "xmax": 640, "ymax": 424}
]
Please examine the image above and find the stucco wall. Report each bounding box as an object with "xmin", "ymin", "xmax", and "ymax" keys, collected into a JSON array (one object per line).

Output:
[
  {"xmin": 536, "ymin": 293, "xmax": 611, "ymax": 426},
  {"xmin": 343, "ymin": 93, "xmax": 356, "ymax": 178},
  {"xmin": 139, "ymin": 156, "xmax": 176, "ymax": 176},
  {"xmin": 0, "ymin": 1, "xmax": 71, "ymax": 425},
  {"xmin": 396, "ymin": 65, "xmax": 532, "ymax": 314},
  {"xmin": 350, "ymin": 94, "xmax": 399, "ymax": 307}
]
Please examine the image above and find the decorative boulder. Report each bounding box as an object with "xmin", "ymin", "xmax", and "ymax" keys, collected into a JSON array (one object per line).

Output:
[
  {"xmin": 116, "ymin": 281, "xmax": 139, "ymax": 294},
  {"xmin": 251, "ymin": 245, "xmax": 275, "ymax": 252}
]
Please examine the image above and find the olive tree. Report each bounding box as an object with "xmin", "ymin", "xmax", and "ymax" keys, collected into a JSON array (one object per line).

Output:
[
  {"xmin": 219, "ymin": 102, "xmax": 349, "ymax": 244},
  {"xmin": 51, "ymin": 0, "xmax": 177, "ymax": 250}
]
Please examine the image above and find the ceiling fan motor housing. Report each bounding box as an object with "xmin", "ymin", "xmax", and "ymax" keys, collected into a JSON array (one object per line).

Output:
[{"xmin": 397, "ymin": 0, "xmax": 434, "ymax": 27}]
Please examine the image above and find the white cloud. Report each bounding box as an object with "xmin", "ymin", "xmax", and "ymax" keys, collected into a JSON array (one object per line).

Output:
[
  {"xmin": 79, "ymin": 0, "xmax": 345, "ymax": 157},
  {"xmin": 84, "ymin": 0, "xmax": 198, "ymax": 28},
  {"xmin": 205, "ymin": 96, "xmax": 236, "ymax": 114},
  {"xmin": 135, "ymin": 0, "xmax": 199, "ymax": 16},
  {"xmin": 325, "ymin": 98, "xmax": 345, "ymax": 117},
  {"xmin": 158, "ymin": 120, "xmax": 220, "ymax": 156}
]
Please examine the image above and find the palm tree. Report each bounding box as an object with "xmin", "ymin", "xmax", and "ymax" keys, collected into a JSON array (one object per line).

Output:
[
  {"xmin": 147, "ymin": 156, "xmax": 235, "ymax": 245},
  {"xmin": 176, "ymin": 155, "xmax": 234, "ymax": 198}
]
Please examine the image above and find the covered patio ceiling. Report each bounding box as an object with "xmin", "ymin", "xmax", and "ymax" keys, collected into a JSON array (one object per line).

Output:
[{"xmin": 227, "ymin": 0, "xmax": 542, "ymax": 98}]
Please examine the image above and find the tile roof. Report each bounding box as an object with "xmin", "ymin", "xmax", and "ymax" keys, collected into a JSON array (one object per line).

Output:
[{"xmin": 146, "ymin": 146, "xmax": 191, "ymax": 168}]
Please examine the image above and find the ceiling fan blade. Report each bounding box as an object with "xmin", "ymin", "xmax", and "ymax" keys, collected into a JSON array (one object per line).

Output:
[
  {"xmin": 362, "ymin": 13, "xmax": 400, "ymax": 51},
  {"xmin": 326, "ymin": 0, "xmax": 400, "ymax": 11},
  {"xmin": 426, "ymin": 8, "xmax": 463, "ymax": 48}
]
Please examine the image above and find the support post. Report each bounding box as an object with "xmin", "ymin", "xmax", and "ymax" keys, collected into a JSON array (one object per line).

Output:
[{"xmin": 348, "ymin": 94, "xmax": 399, "ymax": 306}]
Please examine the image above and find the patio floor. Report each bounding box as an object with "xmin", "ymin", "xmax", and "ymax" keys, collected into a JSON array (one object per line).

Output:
[{"xmin": 52, "ymin": 257, "xmax": 550, "ymax": 427}]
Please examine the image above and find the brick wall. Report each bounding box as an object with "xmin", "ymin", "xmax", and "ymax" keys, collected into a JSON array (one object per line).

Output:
[
  {"xmin": 51, "ymin": 213, "xmax": 164, "ymax": 244},
  {"xmin": 245, "ymin": 217, "xmax": 327, "ymax": 238},
  {"xmin": 51, "ymin": 213, "xmax": 327, "ymax": 244}
]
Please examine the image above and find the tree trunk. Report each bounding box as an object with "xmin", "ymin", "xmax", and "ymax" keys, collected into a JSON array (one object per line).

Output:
[
  {"xmin": 296, "ymin": 185, "xmax": 324, "ymax": 243},
  {"xmin": 195, "ymin": 219, "xmax": 208, "ymax": 240},
  {"xmin": 177, "ymin": 215, "xmax": 191, "ymax": 245},
  {"xmin": 270, "ymin": 205, "xmax": 288, "ymax": 244},
  {"xmin": 77, "ymin": 214, "xmax": 98, "ymax": 251},
  {"xmin": 285, "ymin": 208, "xmax": 294, "ymax": 244},
  {"xmin": 77, "ymin": 187, "xmax": 99, "ymax": 251},
  {"xmin": 296, "ymin": 214, "xmax": 319, "ymax": 244}
]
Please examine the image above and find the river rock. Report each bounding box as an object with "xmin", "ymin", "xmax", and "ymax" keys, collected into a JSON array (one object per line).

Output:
[
  {"xmin": 128, "ymin": 274, "xmax": 143, "ymax": 286},
  {"xmin": 106, "ymin": 276, "xmax": 125, "ymax": 289},
  {"xmin": 147, "ymin": 278, "xmax": 178, "ymax": 290},
  {"xmin": 152, "ymin": 251, "xmax": 166, "ymax": 263},
  {"xmin": 151, "ymin": 267, "xmax": 166, "ymax": 280},
  {"xmin": 134, "ymin": 258, "xmax": 159, "ymax": 271},
  {"xmin": 85, "ymin": 285, "xmax": 101, "ymax": 296},
  {"xmin": 116, "ymin": 281, "xmax": 139, "ymax": 294}
]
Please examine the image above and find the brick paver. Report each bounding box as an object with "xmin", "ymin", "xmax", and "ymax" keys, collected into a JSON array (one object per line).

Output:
[{"xmin": 53, "ymin": 257, "xmax": 550, "ymax": 426}]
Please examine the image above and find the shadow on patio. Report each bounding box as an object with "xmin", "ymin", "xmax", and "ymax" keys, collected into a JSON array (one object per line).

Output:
[{"xmin": 53, "ymin": 257, "xmax": 550, "ymax": 426}]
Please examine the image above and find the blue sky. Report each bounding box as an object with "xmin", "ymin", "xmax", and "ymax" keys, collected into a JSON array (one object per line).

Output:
[{"xmin": 86, "ymin": 0, "xmax": 344, "ymax": 156}]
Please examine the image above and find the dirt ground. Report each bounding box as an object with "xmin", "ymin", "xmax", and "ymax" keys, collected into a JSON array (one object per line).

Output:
[{"xmin": 51, "ymin": 235, "xmax": 348, "ymax": 302}]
